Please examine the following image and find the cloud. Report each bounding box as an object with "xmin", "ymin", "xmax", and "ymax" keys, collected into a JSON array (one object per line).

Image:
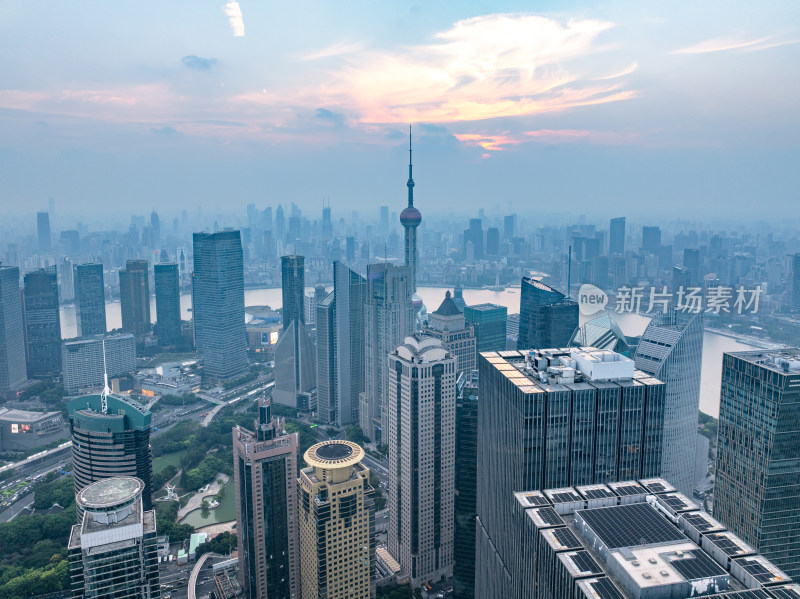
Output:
[
  {"xmin": 315, "ymin": 108, "xmax": 346, "ymax": 127},
  {"xmin": 311, "ymin": 14, "xmax": 636, "ymax": 124},
  {"xmin": 151, "ymin": 126, "xmax": 180, "ymax": 137},
  {"xmin": 455, "ymin": 129, "xmax": 640, "ymax": 151},
  {"xmin": 594, "ymin": 62, "xmax": 638, "ymax": 80},
  {"xmin": 301, "ymin": 40, "xmax": 364, "ymax": 61},
  {"xmin": 182, "ymin": 55, "xmax": 218, "ymax": 71},
  {"xmin": 223, "ymin": 1, "xmax": 245, "ymax": 37},
  {"xmin": 672, "ymin": 35, "xmax": 798, "ymax": 55}
]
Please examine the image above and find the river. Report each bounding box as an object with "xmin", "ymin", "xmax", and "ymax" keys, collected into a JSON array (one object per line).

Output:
[{"xmin": 59, "ymin": 285, "xmax": 758, "ymax": 417}]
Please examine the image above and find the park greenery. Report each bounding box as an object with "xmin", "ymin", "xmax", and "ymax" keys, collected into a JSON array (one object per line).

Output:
[
  {"xmin": 159, "ymin": 393, "xmax": 201, "ymax": 406},
  {"xmin": 195, "ymin": 531, "xmax": 237, "ymax": 559},
  {"xmin": 698, "ymin": 411, "xmax": 719, "ymax": 444},
  {"xmin": 0, "ymin": 475, "xmax": 75, "ymax": 598},
  {"xmin": 155, "ymin": 501, "xmax": 194, "ymax": 543}
]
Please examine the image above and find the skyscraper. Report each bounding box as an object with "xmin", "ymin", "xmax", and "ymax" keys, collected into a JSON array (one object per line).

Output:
[
  {"xmin": 0, "ymin": 265, "xmax": 27, "ymax": 395},
  {"xmin": 298, "ymin": 440, "xmax": 376, "ymax": 599},
  {"xmin": 36, "ymin": 211, "xmax": 51, "ymax": 252},
  {"xmin": 332, "ymin": 261, "xmax": 365, "ymax": 426},
  {"xmin": 68, "ymin": 477, "xmax": 160, "ymax": 599},
  {"xmin": 463, "ymin": 218, "xmax": 484, "ymax": 260},
  {"xmin": 316, "ymin": 292, "xmax": 336, "ymax": 423},
  {"xmin": 60, "ymin": 257, "xmax": 74, "ymax": 301},
  {"xmin": 609, "ymin": 216, "xmax": 625, "ymax": 255},
  {"xmin": 119, "ymin": 259, "xmax": 151, "ymax": 337},
  {"xmin": 62, "ymin": 333, "xmax": 136, "ymax": 395},
  {"xmin": 400, "ymin": 129, "xmax": 422, "ymax": 294},
  {"xmin": 281, "ymin": 256, "xmax": 305, "ymax": 332},
  {"xmin": 154, "ymin": 263, "xmax": 181, "ymax": 348},
  {"xmin": 634, "ymin": 309, "xmax": 703, "ymax": 496},
  {"xmin": 388, "ymin": 334, "xmax": 456, "ymax": 589},
  {"xmin": 792, "ymin": 253, "xmax": 800, "ymax": 312},
  {"xmin": 68, "ymin": 391, "xmax": 154, "ymax": 513},
  {"xmin": 503, "ymin": 214, "xmax": 516, "ymax": 241},
  {"xmin": 192, "ymin": 231, "xmax": 248, "ymax": 381},
  {"xmin": 486, "ymin": 227, "xmax": 500, "ymax": 256},
  {"xmin": 423, "ymin": 291, "xmax": 476, "ymax": 375},
  {"xmin": 150, "ymin": 209, "xmax": 161, "ymax": 248},
  {"xmin": 359, "ymin": 263, "xmax": 412, "ymax": 441},
  {"xmin": 517, "ymin": 278, "xmax": 578, "ymax": 350},
  {"xmin": 454, "ymin": 371, "xmax": 479, "ymax": 599},
  {"xmin": 275, "ymin": 255, "xmax": 316, "ymax": 410},
  {"xmin": 234, "ymin": 400, "xmax": 299, "ymax": 599},
  {"xmin": 75, "ymin": 263, "xmax": 107, "ymax": 337},
  {"xmin": 475, "ymin": 348, "xmax": 666, "ymax": 599},
  {"xmin": 464, "ymin": 303, "xmax": 507, "ymax": 359},
  {"xmin": 23, "ymin": 266, "xmax": 62, "ymax": 376},
  {"xmin": 714, "ymin": 349, "xmax": 800, "ymax": 578}
]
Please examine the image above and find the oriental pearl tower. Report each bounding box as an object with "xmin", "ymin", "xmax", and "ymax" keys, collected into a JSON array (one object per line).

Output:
[{"xmin": 400, "ymin": 127, "xmax": 425, "ymax": 327}]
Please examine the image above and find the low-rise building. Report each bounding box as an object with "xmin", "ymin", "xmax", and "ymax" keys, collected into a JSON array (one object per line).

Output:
[{"xmin": 0, "ymin": 407, "xmax": 67, "ymax": 451}]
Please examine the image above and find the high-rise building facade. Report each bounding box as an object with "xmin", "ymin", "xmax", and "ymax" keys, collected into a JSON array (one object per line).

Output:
[
  {"xmin": 642, "ymin": 225, "xmax": 662, "ymax": 253},
  {"xmin": 517, "ymin": 278, "xmax": 578, "ymax": 350},
  {"xmin": 68, "ymin": 477, "xmax": 160, "ymax": 599},
  {"xmin": 714, "ymin": 350, "xmax": 800, "ymax": 579},
  {"xmin": 281, "ymin": 256, "xmax": 305, "ymax": 331},
  {"xmin": 400, "ymin": 131, "xmax": 422, "ymax": 294},
  {"xmin": 792, "ymin": 253, "xmax": 800, "ymax": 312},
  {"xmin": 275, "ymin": 254, "xmax": 316, "ymax": 410},
  {"xmin": 423, "ymin": 291, "xmax": 476, "ymax": 375},
  {"xmin": 75, "ymin": 263, "xmax": 107, "ymax": 337},
  {"xmin": 119, "ymin": 259, "xmax": 151, "ymax": 337},
  {"xmin": 388, "ymin": 335, "xmax": 456, "ymax": 588},
  {"xmin": 332, "ymin": 261, "xmax": 365, "ymax": 426},
  {"xmin": 234, "ymin": 401, "xmax": 299, "ymax": 599},
  {"xmin": 193, "ymin": 231, "xmax": 248, "ymax": 381},
  {"xmin": 634, "ymin": 309, "xmax": 703, "ymax": 496},
  {"xmin": 475, "ymin": 348, "xmax": 666, "ymax": 599},
  {"xmin": 359, "ymin": 263, "xmax": 412, "ymax": 442},
  {"xmin": 67, "ymin": 392, "xmax": 154, "ymax": 513},
  {"xmin": 154, "ymin": 263, "xmax": 181, "ymax": 347},
  {"xmin": 453, "ymin": 370, "xmax": 478, "ymax": 599},
  {"xmin": 609, "ymin": 216, "xmax": 625, "ymax": 255},
  {"xmin": 316, "ymin": 292, "xmax": 336, "ymax": 423},
  {"xmin": 23, "ymin": 266, "xmax": 62, "ymax": 376},
  {"xmin": 37, "ymin": 211, "xmax": 51, "ymax": 252},
  {"xmin": 62, "ymin": 333, "xmax": 136, "ymax": 395},
  {"xmin": 298, "ymin": 440, "xmax": 376, "ymax": 599},
  {"xmin": 0, "ymin": 265, "xmax": 27, "ymax": 395}
]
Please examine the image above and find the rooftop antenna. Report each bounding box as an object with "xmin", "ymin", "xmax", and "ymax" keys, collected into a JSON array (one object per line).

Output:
[{"xmin": 100, "ymin": 339, "xmax": 110, "ymax": 414}]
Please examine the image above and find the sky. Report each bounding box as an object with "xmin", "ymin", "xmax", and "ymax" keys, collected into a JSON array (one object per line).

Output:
[{"xmin": 1, "ymin": 1, "xmax": 798, "ymax": 219}]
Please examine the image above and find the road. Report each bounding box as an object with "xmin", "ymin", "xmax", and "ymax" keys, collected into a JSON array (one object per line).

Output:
[{"xmin": 0, "ymin": 493, "xmax": 34, "ymax": 523}]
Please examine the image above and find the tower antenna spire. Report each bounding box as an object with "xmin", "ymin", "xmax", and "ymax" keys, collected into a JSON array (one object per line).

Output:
[
  {"xmin": 407, "ymin": 125, "xmax": 415, "ymax": 207},
  {"xmin": 100, "ymin": 339, "xmax": 110, "ymax": 413}
]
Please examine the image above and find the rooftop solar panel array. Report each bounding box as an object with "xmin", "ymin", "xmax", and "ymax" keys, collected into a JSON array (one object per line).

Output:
[
  {"xmin": 609, "ymin": 482, "xmax": 646, "ymax": 496},
  {"xmin": 581, "ymin": 577, "xmax": 627, "ymax": 599},
  {"xmin": 523, "ymin": 493, "xmax": 550, "ymax": 506},
  {"xmin": 577, "ymin": 503, "xmax": 686, "ymax": 549},
  {"xmin": 667, "ymin": 549, "xmax": 728, "ymax": 581},
  {"xmin": 736, "ymin": 557, "xmax": 791, "ymax": 585},
  {"xmin": 768, "ymin": 585, "xmax": 800, "ymax": 598},
  {"xmin": 682, "ymin": 511, "xmax": 726, "ymax": 533},
  {"xmin": 706, "ymin": 591, "xmax": 772, "ymax": 599},
  {"xmin": 706, "ymin": 533, "xmax": 755, "ymax": 557},
  {"xmin": 579, "ymin": 486, "xmax": 615, "ymax": 499},
  {"xmin": 534, "ymin": 507, "xmax": 564, "ymax": 527},
  {"xmin": 547, "ymin": 527, "xmax": 582, "ymax": 551},
  {"xmin": 658, "ymin": 493, "xmax": 696, "ymax": 513},
  {"xmin": 550, "ymin": 491, "xmax": 581, "ymax": 503},
  {"xmin": 639, "ymin": 478, "xmax": 675, "ymax": 494},
  {"xmin": 566, "ymin": 550, "xmax": 604, "ymax": 576}
]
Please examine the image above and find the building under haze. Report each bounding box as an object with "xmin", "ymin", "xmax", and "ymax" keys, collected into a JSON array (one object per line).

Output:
[
  {"xmin": 634, "ymin": 309, "xmax": 703, "ymax": 496},
  {"xmin": 609, "ymin": 216, "xmax": 625, "ymax": 255},
  {"xmin": 359, "ymin": 263, "xmax": 413, "ymax": 442},
  {"xmin": 714, "ymin": 349, "xmax": 800, "ymax": 579},
  {"xmin": 67, "ymin": 391, "xmax": 154, "ymax": 514},
  {"xmin": 388, "ymin": 334, "xmax": 456, "ymax": 589},
  {"xmin": 281, "ymin": 255, "xmax": 305, "ymax": 331},
  {"xmin": 0, "ymin": 265, "xmax": 27, "ymax": 396},
  {"xmin": 68, "ymin": 477, "xmax": 160, "ymax": 599},
  {"xmin": 36, "ymin": 211, "xmax": 51, "ymax": 253},
  {"xmin": 517, "ymin": 278, "xmax": 578, "ymax": 350},
  {"xmin": 154, "ymin": 262, "xmax": 181, "ymax": 348},
  {"xmin": 234, "ymin": 400, "xmax": 299, "ymax": 599},
  {"xmin": 454, "ymin": 370, "xmax": 479, "ymax": 599},
  {"xmin": 192, "ymin": 230, "xmax": 248, "ymax": 381},
  {"xmin": 475, "ymin": 348, "xmax": 666, "ymax": 599},
  {"xmin": 119, "ymin": 259, "xmax": 151, "ymax": 338},
  {"xmin": 24, "ymin": 266, "xmax": 62, "ymax": 376},
  {"xmin": 75, "ymin": 263, "xmax": 107, "ymax": 337},
  {"xmin": 298, "ymin": 440, "xmax": 376, "ymax": 599}
]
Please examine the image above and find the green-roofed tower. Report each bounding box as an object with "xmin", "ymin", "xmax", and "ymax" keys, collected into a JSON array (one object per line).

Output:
[{"xmin": 67, "ymin": 392, "xmax": 153, "ymax": 514}]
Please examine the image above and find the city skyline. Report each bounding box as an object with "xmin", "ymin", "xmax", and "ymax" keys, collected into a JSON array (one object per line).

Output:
[{"xmin": 1, "ymin": 2, "xmax": 798, "ymax": 217}]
